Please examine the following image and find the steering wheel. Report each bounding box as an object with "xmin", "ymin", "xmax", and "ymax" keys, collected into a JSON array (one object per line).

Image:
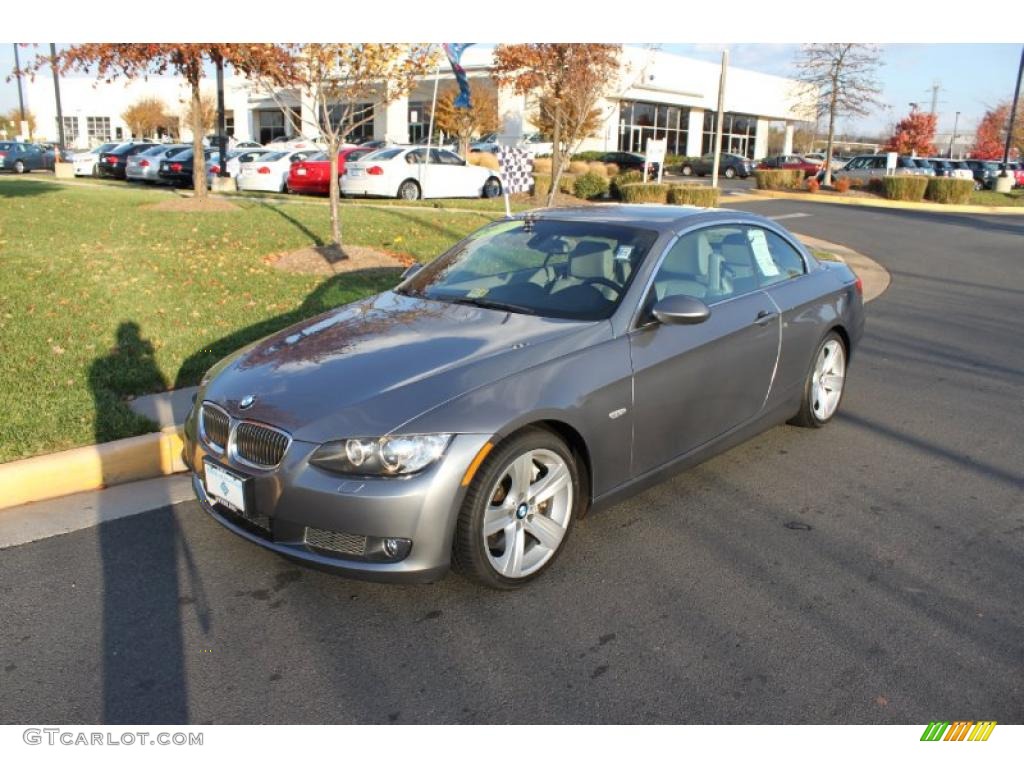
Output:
[{"xmin": 582, "ymin": 276, "xmax": 624, "ymax": 297}]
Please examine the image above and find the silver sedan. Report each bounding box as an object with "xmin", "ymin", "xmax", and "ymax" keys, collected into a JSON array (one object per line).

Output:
[
  {"xmin": 126, "ymin": 144, "xmax": 190, "ymax": 182},
  {"xmin": 184, "ymin": 206, "xmax": 865, "ymax": 588}
]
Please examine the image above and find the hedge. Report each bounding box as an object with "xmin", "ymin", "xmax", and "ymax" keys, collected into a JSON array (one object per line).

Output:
[
  {"xmin": 610, "ymin": 170, "xmax": 644, "ymax": 198},
  {"xmin": 925, "ymin": 177, "xmax": 974, "ymax": 204},
  {"xmin": 568, "ymin": 160, "xmax": 591, "ymax": 175},
  {"xmin": 667, "ymin": 184, "xmax": 720, "ymax": 207},
  {"xmin": 571, "ymin": 151, "xmax": 607, "ymax": 162},
  {"xmin": 755, "ymin": 169, "xmax": 804, "ymax": 190},
  {"xmin": 618, "ymin": 183, "xmax": 669, "ymax": 204},
  {"xmin": 558, "ymin": 173, "xmax": 576, "ymax": 194},
  {"xmin": 467, "ymin": 152, "xmax": 499, "ymax": 170},
  {"xmin": 574, "ymin": 172, "xmax": 610, "ymax": 200},
  {"xmin": 879, "ymin": 176, "xmax": 929, "ymax": 201},
  {"xmin": 533, "ymin": 174, "xmax": 551, "ymax": 199},
  {"xmin": 532, "ymin": 157, "xmax": 552, "ymax": 174}
]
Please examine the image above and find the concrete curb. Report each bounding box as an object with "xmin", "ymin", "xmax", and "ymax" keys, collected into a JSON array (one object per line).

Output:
[
  {"xmin": 746, "ymin": 188, "xmax": 1024, "ymax": 215},
  {"xmin": 0, "ymin": 427, "xmax": 186, "ymax": 511},
  {"xmin": 0, "ymin": 235, "xmax": 890, "ymax": 511}
]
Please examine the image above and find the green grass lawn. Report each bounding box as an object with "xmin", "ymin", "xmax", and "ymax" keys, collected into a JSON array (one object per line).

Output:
[
  {"xmin": 0, "ymin": 177, "xmax": 500, "ymax": 462},
  {"xmin": 969, "ymin": 189, "xmax": 1024, "ymax": 207}
]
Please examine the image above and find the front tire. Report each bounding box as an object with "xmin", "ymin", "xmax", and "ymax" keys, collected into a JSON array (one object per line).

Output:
[
  {"xmin": 681, "ymin": 164, "xmax": 693, "ymax": 176},
  {"xmin": 398, "ymin": 179, "xmax": 421, "ymax": 200},
  {"xmin": 790, "ymin": 331, "xmax": 847, "ymax": 428},
  {"xmin": 724, "ymin": 166, "xmax": 736, "ymax": 179},
  {"xmin": 14, "ymin": 160, "xmax": 26, "ymax": 174},
  {"xmin": 453, "ymin": 428, "xmax": 581, "ymax": 589}
]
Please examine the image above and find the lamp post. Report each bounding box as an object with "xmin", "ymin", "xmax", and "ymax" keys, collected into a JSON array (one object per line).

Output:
[
  {"xmin": 13, "ymin": 44, "xmax": 27, "ymax": 138},
  {"xmin": 50, "ymin": 44, "xmax": 65, "ymax": 152},
  {"xmin": 998, "ymin": 45, "xmax": 1023, "ymax": 186},
  {"xmin": 948, "ymin": 111, "xmax": 960, "ymax": 158},
  {"xmin": 215, "ymin": 54, "xmax": 229, "ymax": 179}
]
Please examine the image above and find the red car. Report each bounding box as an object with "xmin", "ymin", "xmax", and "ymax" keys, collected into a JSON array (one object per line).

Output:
[
  {"xmin": 757, "ymin": 154, "xmax": 823, "ymax": 177},
  {"xmin": 287, "ymin": 146, "xmax": 375, "ymax": 195}
]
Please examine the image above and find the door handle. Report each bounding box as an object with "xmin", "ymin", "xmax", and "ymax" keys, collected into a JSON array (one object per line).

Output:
[{"xmin": 754, "ymin": 310, "xmax": 778, "ymax": 326}]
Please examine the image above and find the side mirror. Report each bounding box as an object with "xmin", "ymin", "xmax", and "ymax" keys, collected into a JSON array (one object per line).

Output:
[
  {"xmin": 651, "ymin": 295, "xmax": 711, "ymax": 325},
  {"xmin": 401, "ymin": 263, "xmax": 423, "ymax": 281}
]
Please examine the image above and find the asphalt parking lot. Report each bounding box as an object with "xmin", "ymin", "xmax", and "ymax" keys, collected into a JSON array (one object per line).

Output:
[{"xmin": 1, "ymin": 199, "xmax": 1022, "ymax": 724}]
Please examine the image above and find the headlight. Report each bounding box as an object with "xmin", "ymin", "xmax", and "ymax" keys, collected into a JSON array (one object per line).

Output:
[{"xmin": 309, "ymin": 434, "xmax": 452, "ymax": 476}]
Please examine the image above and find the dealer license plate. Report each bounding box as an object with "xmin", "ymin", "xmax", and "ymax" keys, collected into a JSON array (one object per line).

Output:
[{"xmin": 204, "ymin": 460, "xmax": 247, "ymax": 513}]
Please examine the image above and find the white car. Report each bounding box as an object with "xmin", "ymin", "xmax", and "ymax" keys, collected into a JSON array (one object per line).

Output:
[
  {"xmin": 235, "ymin": 149, "xmax": 320, "ymax": 193},
  {"xmin": 342, "ymin": 146, "xmax": 503, "ymax": 200},
  {"xmin": 72, "ymin": 142, "xmax": 121, "ymax": 177},
  {"xmin": 206, "ymin": 148, "xmax": 277, "ymax": 185},
  {"xmin": 264, "ymin": 135, "xmax": 325, "ymax": 151}
]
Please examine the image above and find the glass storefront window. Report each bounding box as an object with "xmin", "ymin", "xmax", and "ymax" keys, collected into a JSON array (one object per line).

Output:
[
  {"xmin": 618, "ymin": 99, "xmax": 690, "ymax": 156},
  {"xmin": 702, "ymin": 112, "xmax": 757, "ymax": 158}
]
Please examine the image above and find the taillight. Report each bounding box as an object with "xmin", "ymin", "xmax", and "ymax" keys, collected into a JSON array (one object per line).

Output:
[
  {"xmin": 854, "ymin": 276, "xmax": 863, "ymax": 296},
  {"xmin": 257, "ymin": 166, "xmax": 271, "ymax": 174},
  {"xmin": 170, "ymin": 162, "xmax": 183, "ymax": 173},
  {"xmin": 209, "ymin": 164, "xmax": 220, "ymax": 174},
  {"xmin": 105, "ymin": 155, "xmax": 118, "ymax": 164},
  {"xmin": 0, "ymin": 151, "xmax": 6, "ymax": 158},
  {"xmin": 139, "ymin": 159, "xmax": 150, "ymax": 168},
  {"xmin": 367, "ymin": 165, "xmax": 384, "ymax": 175}
]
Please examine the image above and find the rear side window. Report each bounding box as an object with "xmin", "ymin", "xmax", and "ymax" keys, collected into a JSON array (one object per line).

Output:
[{"xmin": 747, "ymin": 228, "xmax": 806, "ymax": 286}]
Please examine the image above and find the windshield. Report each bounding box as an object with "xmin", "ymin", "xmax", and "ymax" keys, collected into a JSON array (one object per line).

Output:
[
  {"xmin": 398, "ymin": 219, "xmax": 659, "ymax": 321},
  {"xmin": 361, "ymin": 147, "xmax": 404, "ymax": 161}
]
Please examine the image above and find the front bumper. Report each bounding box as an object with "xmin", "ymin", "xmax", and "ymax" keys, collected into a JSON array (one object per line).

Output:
[{"xmin": 183, "ymin": 417, "xmax": 490, "ymax": 583}]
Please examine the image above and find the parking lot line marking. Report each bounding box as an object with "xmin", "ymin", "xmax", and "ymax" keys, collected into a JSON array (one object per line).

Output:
[{"xmin": 768, "ymin": 212, "xmax": 812, "ymax": 220}]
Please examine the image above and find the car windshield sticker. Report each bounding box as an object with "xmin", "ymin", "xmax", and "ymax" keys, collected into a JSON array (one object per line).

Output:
[
  {"xmin": 747, "ymin": 229, "xmax": 780, "ymax": 277},
  {"xmin": 614, "ymin": 245, "xmax": 634, "ymax": 261},
  {"xmin": 466, "ymin": 287, "xmax": 489, "ymax": 298}
]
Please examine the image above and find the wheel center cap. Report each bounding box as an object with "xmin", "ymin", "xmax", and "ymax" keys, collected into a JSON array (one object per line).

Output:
[{"xmin": 516, "ymin": 503, "xmax": 529, "ymax": 520}]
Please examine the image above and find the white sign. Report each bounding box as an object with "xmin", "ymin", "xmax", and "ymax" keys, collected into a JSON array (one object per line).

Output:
[
  {"xmin": 645, "ymin": 138, "xmax": 667, "ymax": 164},
  {"xmin": 886, "ymin": 152, "xmax": 897, "ymax": 175}
]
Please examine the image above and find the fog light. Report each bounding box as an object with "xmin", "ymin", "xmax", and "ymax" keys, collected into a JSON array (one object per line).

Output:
[{"xmin": 383, "ymin": 538, "xmax": 401, "ymax": 559}]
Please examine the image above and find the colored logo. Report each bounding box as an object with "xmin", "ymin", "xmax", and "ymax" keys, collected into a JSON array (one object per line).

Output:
[
  {"xmin": 920, "ymin": 721, "xmax": 997, "ymax": 742},
  {"xmin": 239, "ymin": 395, "xmax": 255, "ymax": 409}
]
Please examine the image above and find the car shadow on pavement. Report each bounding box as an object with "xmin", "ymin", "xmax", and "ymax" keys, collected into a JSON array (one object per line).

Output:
[{"xmin": 89, "ymin": 321, "xmax": 193, "ymax": 723}]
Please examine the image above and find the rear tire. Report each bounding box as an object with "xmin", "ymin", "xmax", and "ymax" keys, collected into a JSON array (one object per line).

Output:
[
  {"xmin": 398, "ymin": 179, "xmax": 421, "ymax": 200},
  {"xmin": 724, "ymin": 166, "xmax": 736, "ymax": 179},
  {"xmin": 14, "ymin": 160, "xmax": 26, "ymax": 174},
  {"xmin": 453, "ymin": 428, "xmax": 581, "ymax": 589},
  {"xmin": 482, "ymin": 177, "xmax": 502, "ymax": 198},
  {"xmin": 681, "ymin": 165, "xmax": 693, "ymax": 176},
  {"xmin": 790, "ymin": 331, "xmax": 847, "ymax": 428}
]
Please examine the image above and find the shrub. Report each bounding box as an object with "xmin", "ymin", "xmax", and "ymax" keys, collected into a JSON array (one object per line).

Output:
[
  {"xmin": 618, "ymin": 182, "xmax": 669, "ymax": 204},
  {"xmin": 468, "ymin": 152, "xmax": 499, "ymax": 170},
  {"xmin": 755, "ymin": 169, "xmax": 804, "ymax": 190},
  {"xmin": 572, "ymin": 151, "xmax": 606, "ymax": 162},
  {"xmin": 667, "ymin": 184, "xmax": 720, "ymax": 207},
  {"xmin": 568, "ymin": 160, "xmax": 591, "ymax": 175},
  {"xmin": 587, "ymin": 161, "xmax": 609, "ymax": 177},
  {"xmin": 834, "ymin": 176, "xmax": 851, "ymax": 194},
  {"xmin": 532, "ymin": 157, "xmax": 552, "ymax": 174},
  {"xmin": 558, "ymin": 173, "xmax": 576, "ymax": 194},
  {"xmin": 574, "ymin": 171, "xmax": 610, "ymax": 200},
  {"xmin": 610, "ymin": 170, "xmax": 643, "ymax": 198},
  {"xmin": 881, "ymin": 176, "xmax": 928, "ymax": 201},
  {"xmin": 806, "ymin": 177, "xmax": 820, "ymax": 193},
  {"xmin": 533, "ymin": 174, "xmax": 551, "ymax": 199},
  {"xmin": 604, "ymin": 162, "xmax": 619, "ymax": 177},
  {"xmin": 925, "ymin": 177, "xmax": 974, "ymax": 204},
  {"xmin": 867, "ymin": 178, "xmax": 885, "ymax": 196}
]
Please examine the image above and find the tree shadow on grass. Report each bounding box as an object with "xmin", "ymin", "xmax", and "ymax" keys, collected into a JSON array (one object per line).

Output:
[
  {"xmin": 0, "ymin": 177, "xmax": 64, "ymax": 198},
  {"xmin": 253, "ymin": 199, "xmax": 325, "ymax": 246}
]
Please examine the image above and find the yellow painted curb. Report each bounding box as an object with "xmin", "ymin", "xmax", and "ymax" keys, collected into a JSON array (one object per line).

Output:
[
  {"xmin": 746, "ymin": 189, "xmax": 1024, "ymax": 215},
  {"xmin": 0, "ymin": 427, "xmax": 187, "ymax": 511}
]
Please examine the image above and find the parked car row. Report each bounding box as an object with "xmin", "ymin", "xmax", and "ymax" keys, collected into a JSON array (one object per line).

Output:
[
  {"xmin": 0, "ymin": 141, "xmax": 66, "ymax": 173},
  {"xmin": 823, "ymin": 154, "xmax": 1022, "ymax": 190}
]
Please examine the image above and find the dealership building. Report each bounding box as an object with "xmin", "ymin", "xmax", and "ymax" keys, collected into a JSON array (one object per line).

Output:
[{"xmin": 21, "ymin": 46, "xmax": 814, "ymax": 159}]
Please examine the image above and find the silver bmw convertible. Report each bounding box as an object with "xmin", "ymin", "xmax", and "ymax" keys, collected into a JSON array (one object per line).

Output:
[{"xmin": 183, "ymin": 205, "xmax": 864, "ymax": 588}]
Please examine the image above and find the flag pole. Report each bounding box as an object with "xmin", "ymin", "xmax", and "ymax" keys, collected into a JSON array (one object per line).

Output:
[{"xmin": 424, "ymin": 51, "xmax": 442, "ymax": 192}]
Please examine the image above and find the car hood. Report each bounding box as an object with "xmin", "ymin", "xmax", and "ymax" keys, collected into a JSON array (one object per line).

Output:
[{"xmin": 202, "ymin": 291, "xmax": 606, "ymax": 443}]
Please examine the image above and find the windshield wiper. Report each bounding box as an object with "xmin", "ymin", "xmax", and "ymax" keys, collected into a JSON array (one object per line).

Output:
[{"xmin": 448, "ymin": 296, "xmax": 538, "ymax": 315}]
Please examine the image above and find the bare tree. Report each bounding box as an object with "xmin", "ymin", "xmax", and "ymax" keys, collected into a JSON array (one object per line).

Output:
[
  {"xmin": 244, "ymin": 44, "xmax": 434, "ymax": 254},
  {"xmin": 794, "ymin": 44, "xmax": 884, "ymax": 185}
]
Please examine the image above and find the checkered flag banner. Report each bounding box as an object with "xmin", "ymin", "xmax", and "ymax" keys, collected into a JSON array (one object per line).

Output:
[{"xmin": 496, "ymin": 146, "xmax": 534, "ymax": 194}]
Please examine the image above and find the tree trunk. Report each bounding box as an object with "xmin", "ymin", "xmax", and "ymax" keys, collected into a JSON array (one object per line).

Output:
[
  {"xmin": 190, "ymin": 77, "xmax": 206, "ymax": 200},
  {"xmin": 823, "ymin": 86, "xmax": 837, "ymax": 188},
  {"xmin": 459, "ymin": 134, "xmax": 470, "ymax": 160},
  {"xmin": 328, "ymin": 139, "xmax": 344, "ymax": 254},
  {"xmin": 546, "ymin": 100, "xmax": 563, "ymax": 207}
]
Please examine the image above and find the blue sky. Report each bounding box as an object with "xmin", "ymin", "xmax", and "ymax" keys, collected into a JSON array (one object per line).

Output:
[{"xmin": 3, "ymin": 43, "xmax": 1020, "ymax": 138}]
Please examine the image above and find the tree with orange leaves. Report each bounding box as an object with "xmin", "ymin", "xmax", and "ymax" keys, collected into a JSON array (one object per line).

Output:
[
  {"xmin": 970, "ymin": 102, "xmax": 1022, "ymax": 160},
  {"xmin": 492, "ymin": 44, "xmax": 621, "ymax": 206},
  {"xmin": 21, "ymin": 44, "xmax": 292, "ymax": 199},
  {"xmin": 883, "ymin": 107, "xmax": 937, "ymax": 156}
]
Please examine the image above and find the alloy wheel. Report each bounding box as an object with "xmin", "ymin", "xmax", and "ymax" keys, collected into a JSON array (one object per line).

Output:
[
  {"xmin": 811, "ymin": 339, "xmax": 846, "ymax": 421},
  {"xmin": 482, "ymin": 449, "xmax": 573, "ymax": 579}
]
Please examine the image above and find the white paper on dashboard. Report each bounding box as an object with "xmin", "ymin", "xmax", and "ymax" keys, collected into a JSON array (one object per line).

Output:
[{"xmin": 747, "ymin": 229, "xmax": 780, "ymax": 277}]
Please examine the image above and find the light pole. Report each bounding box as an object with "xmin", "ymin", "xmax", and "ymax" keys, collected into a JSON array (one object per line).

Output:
[
  {"xmin": 50, "ymin": 43, "xmax": 65, "ymax": 152},
  {"xmin": 999, "ymin": 46, "xmax": 1023, "ymax": 181},
  {"xmin": 13, "ymin": 44, "xmax": 27, "ymax": 133},
  {"xmin": 949, "ymin": 111, "xmax": 960, "ymax": 158}
]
